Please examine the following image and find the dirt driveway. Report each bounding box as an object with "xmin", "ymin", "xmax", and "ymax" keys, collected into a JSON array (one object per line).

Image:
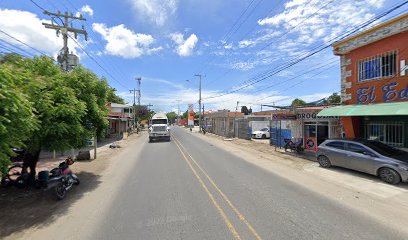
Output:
[{"xmin": 0, "ymin": 133, "xmax": 142, "ymax": 239}]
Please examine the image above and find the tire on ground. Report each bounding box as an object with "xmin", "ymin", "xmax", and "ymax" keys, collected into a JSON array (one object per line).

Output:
[
  {"xmin": 378, "ymin": 167, "xmax": 401, "ymax": 184},
  {"xmin": 318, "ymin": 155, "xmax": 331, "ymax": 168}
]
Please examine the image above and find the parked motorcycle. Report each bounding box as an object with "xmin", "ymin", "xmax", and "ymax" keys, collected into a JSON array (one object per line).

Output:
[
  {"xmin": 0, "ymin": 162, "xmax": 30, "ymax": 188},
  {"xmin": 284, "ymin": 138, "xmax": 304, "ymax": 153},
  {"xmin": 38, "ymin": 157, "xmax": 80, "ymax": 200},
  {"xmin": 1, "ymin": 148, "xmax": 31, "ymax": 188}
]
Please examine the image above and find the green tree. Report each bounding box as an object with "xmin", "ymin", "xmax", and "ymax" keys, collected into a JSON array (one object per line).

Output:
[
  {"xmin": 0, "ymin": 60, "xmax": 38, "ymax": 175},
  {"xmin": 327, "ymin": 92, "xmax": 341, "ymax": 104},
  {"xmin": 0, "ymin": 54, "xmax": 118, "ymax": 177},
  {"xmin": 291, "ymin": 98, "xmax": 306, "ymax": 106},
  {"xmin": 182, "ymin": 110, "xmax": 188, "ymax": 119},
  {"xmin": 65, "ymin": 66, "xmax": 110, "ymax": 140},
  {"xmin": 107, "ymin": 86, "xmax": 125, "ymax": 104},
  {"xmin": 166, "ymin": 112, "xmax": 177, "ymax": 123}
]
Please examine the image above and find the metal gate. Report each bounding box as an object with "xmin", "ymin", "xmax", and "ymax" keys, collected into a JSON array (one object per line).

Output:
[
  {"xmin": 364, "ymin": 121, "xmax": 404, "ymax": 147},
  {"xmin": 235, "ymin": 119, "xmax": 250, "ymax": 139}
]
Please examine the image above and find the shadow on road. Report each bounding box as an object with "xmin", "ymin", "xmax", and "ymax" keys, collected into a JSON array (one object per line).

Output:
[
  {"xmin": 326, "ymin": 166, "xmax": 408, "ymax": 189},
  {"xmin": 0, "ymin": 171, "xmax": 101, "ymax": 238}
]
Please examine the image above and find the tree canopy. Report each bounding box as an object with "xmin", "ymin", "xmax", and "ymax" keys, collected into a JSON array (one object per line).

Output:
[
  {"xmin": 166, "ymin": 112, "xmax": 177, "ymax": 123},
  {"xmin": 327, "ymin": 92, "xmax": 341, "ymax": 104},
  {"xmin": 0, "ymin": 54, "xmax": 123, "ymax": 175},
  {"xmin": 291, "ymin": 98, "xmax": 306, "ymax": 106}
]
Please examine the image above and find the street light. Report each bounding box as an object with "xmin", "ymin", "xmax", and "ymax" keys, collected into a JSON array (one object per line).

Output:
[{"xmin": 194, "ymin": 74, "xmax": 202, "ymax": 133}]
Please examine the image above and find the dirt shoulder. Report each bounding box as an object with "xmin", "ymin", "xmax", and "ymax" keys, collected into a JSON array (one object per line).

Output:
[
  {"xmin": 0, "ymin": 132, "xmax": 144, "ymax": 239},
  {"xmin": 185, "ymin": 128, "xmax": 408, "ymax": 235}
]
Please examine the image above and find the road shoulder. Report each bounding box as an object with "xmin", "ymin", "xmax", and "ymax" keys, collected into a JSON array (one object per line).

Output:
[{"xmin": 183, "ymin": 127, "xmax": 408, "ymax": 235}]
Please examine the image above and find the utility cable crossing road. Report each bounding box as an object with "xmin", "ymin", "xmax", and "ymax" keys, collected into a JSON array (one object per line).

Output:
[{"xmin": 17, "ymin": 127, "xmax": 407, "ymax": 239}]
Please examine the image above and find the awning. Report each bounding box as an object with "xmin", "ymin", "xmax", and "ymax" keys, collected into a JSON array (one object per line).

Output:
[{"xmin": 317, "ymin": 102, "xmax": 408, "ymax": 117}]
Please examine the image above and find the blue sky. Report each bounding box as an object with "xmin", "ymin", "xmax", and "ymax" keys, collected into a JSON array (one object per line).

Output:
[{"xmin": 0, "ymin": 0, "xmax": 406, "ymax": 113}]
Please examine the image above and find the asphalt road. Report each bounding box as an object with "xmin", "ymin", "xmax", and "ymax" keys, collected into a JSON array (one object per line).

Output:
[{"xmin": 91, "ymin": 127, "xmax": 406, "ymax": 240}]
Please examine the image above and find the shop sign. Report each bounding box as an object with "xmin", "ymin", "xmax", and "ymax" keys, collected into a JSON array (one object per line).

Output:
[
  {"xmin": 357, "ymin": 81, "xmax": 408, "ymax": 104},
  {"xmin": 296, "ymin": 112, "xmax": 338, "ymax": 120},
  {"xmin": 272, "ymin": 114, "xmax": 296, "ymax": 120},
  {"xmin": 305, "ymin": 137, "xmax": 316, "ymax": 150},
  {"xmin": 188, "ymin": 104, "xmax": 194, "ymax": 126}
]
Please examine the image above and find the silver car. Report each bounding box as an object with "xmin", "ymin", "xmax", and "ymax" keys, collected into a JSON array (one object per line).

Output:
[{"xmin": 316, "ymin": 139, "xmax": 408, "ymax": 184}]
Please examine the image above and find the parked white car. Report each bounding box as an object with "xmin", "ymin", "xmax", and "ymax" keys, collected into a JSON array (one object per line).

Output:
[{"xmin": 252, "ymin": 128, "xmax": 270, "ymax": 139}]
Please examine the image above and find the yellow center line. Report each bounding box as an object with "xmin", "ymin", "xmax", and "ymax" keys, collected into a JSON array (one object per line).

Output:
[
  {"xmin": 174, "ymin": 136, "xmax": 263, "ymax": 240},
  {"xmin": 173, "ymin": 139, "xmax": 242, "ymax": 240}
]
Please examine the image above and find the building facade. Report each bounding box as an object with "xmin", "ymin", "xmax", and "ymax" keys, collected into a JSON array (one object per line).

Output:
[
  {"xmin": 319, "ymin": 13, "xmax": 408, "ymax": 148},
  {"xmin": 106, "ymin": 103, "xmax": 133, "ymax": 138}
]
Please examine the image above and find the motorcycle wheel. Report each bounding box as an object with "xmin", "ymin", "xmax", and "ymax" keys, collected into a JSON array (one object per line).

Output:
[
  {"xmin": 54, "ymin": 182, "xmax": 67, "ymax": 200},
  {"xmin": 74, "ymin": 178, "xmax": 80, "ymax": 186}
]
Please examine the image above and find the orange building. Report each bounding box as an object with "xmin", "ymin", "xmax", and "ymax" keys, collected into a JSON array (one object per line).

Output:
[{"xmin": 318, "ymin": 13, "xmax": 408, "ymax": 148}]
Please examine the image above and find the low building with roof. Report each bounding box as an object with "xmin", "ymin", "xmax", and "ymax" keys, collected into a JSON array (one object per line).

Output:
[{"xmin": 318, "ymin": 13, "xmax": 408, "ymax": 148}]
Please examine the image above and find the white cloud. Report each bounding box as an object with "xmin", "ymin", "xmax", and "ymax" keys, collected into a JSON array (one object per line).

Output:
[
  {"xmin": 77, "ymin": 5, "xmax": 94, "ymax": 17},
  {"xmin": 92, "ymin": 23, "xmax": 161, "ymax": 58},
  {"xmin": 257, "ymin": 0, "xmax": 385, "ymax": 47},
  {"xmin": 170, "ymin": 32, "xmax": 198, "ymax": 57},
  {"xmin": 128, "ymin": 0, "xmax": 178, "ymax": 27},
  {"xmin": 116, "ymin": 75, "xmax": 331, "ymax": 112},
  {"xmin": 224, "ymin": 0, "xmax": 386, "ymax": 72},
  {"xmin": 0, "ymin": 8, "xmax": 78, "ymax": 56},
  {"xmin": 275, "ymin": 93, "xmax": 332, "ymax": 106}
]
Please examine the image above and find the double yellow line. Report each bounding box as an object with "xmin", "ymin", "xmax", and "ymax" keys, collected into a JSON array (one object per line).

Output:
[{"xmin": 173, "ymin": 137, "xmax": 262, "ymax": 240}]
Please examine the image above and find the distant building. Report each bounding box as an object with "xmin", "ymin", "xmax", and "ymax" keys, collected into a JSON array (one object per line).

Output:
[
  {"xmin": 319, "ymin": 13, "xmax": 408, "ymax": 147},
  {"xmin": 106, "ymin": 103, "xmax": 133, "ymax": 138}
]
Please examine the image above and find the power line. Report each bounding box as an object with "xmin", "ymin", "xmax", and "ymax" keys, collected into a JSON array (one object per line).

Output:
[
  {"xmin": 228, "ymin": 0, "xmax": 336, "ymax": 89},
  {"xmin": 202, "ymin": 1, "xmax": 408, "ymax": 100},
  {"xmin": 202, "ymin": 0, "xmax": 327, "ymax": 88},
  {"xmin": 61, "ymin": 0, "xmax": 130, "ymax": 82},
  {"xmin": 0, "ymin": 39, "xmax": 35, "ymax": 57},
  {"xmin": 0, "ymin": 29, "xmax": 48, "ymax": 56},
  {"xmin": 213, "ymin": 57, "xmax": 338, "ymax": 104},
  {"xmin": 29, "ymin": 0, "xmax": 129, "ymax": 89},
  {"xmin": 68, "ymin": 35, "xmax": 128, "ymax": 89},
  {"xmin": 196, "ymin": 0, "xmax": 265, "ymax": 75}
]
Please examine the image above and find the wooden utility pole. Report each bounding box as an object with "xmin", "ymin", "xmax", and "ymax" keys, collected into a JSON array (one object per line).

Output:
[
  {"xmin": 135, "ymin": 77, "xmax": 142, "ymax": 133},
  {"xmin": 42, "ymin": 11, "xmax": 87, "ymax": 71},
  {"xmin": 130, "ymin": 88, "xmax": 137, "ymax": 130}
]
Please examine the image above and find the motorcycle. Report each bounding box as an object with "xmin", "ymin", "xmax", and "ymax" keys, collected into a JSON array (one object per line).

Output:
[
  {"xmin": 284, "ymin": 138, "xmax": 304, "ymax": 153},
  {"xmin": 1, "ymin": 148, "xmax": 31, "ymax": 188},
  {"xmin": 38, "ymin": 157, "xmax": 80, "ymax": 200}
]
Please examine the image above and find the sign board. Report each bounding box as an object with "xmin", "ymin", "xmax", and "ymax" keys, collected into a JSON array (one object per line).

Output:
[
  {"xmin": 272, "ymin": 114, "xmax": 296, "ymax": 120},
  {"xmin": 87, "ymin": 135, "xmax": 95, "ymax": 147},
  {"xmin": 296, "ymin": 112, "xmax": 338, "ymax": 120},
  {"xmin": 188, "ymin": 104, "xmax": 194, "ymax": 126}
]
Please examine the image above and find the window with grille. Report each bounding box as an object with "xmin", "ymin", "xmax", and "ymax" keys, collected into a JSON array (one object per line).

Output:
[
  {"xmin": 364, "ymin": 121, "xmax": 404, "ymax": 147},
  {"xmin": 358, "ymin": 51, "xmax": 397, "ymax": 82}
]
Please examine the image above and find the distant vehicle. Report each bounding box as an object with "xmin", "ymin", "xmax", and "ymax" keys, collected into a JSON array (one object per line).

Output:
[
  {"xmin": 252, "ymin": 128, "xmax": 270, "ymax": 139},
  {"xmin": 316, "ymin": 139, "xmax": 408, "ymax": 184},
  {"xmin": 148, "ymin": 113, "xmax": 170, "ymax": 142}
]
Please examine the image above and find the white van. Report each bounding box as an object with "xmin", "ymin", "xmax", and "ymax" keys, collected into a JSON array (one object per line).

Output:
[{"xmin": 149, "ymin": 113, "xmax": 170, "ymax": 142}]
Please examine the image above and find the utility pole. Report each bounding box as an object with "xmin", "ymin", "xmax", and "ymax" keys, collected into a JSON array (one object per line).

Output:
[
  {"xmin": 129, "ymin": 88, "xmax": 137, "ymax": 130},
  {"xmin": 135, "ymin": 77, "xmax": 142, "ymax": 132},
  {"xmin": 146, "ymin": 104, "xmax": 153, "ymax": 112},
  {"xmin": 42, "ymin": 11, "xmax": 87, "ymax": 71},
  {"xmin": 202, "ymin": 104, "xmax": 205, "ymax": 131},
  {"xmin": 194, "ymin": 74, "xmax": 202, "ymax": 132},
  {"xmin": 234, "ymin": 101, "xmax": 239, "ymax": 138},
  {"xmin": 176, "ymin": 100, "xmax": 181, "ymax": 125}
]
